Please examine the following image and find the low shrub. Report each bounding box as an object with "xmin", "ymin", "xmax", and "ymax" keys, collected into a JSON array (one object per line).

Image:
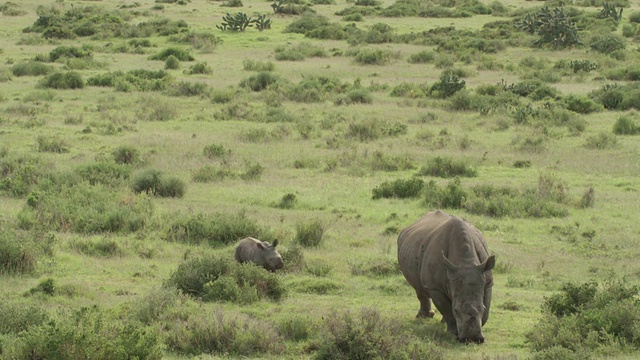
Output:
[
  {"xmin": 589, "ymin": 34, "xmax": 626, "ymax": 54},
  {"xmin": 407, "ymin": 50, "xmax": 435, "ymax": 64},
  {"xmin": 166, "ymin": 254, "xmax": 286, "ymax": 302},
  {"xmin": 371, "ymin": 177, "xmax": 424, "ymax": 199},
  {"xmin": 240, "ymin": 71, "xmax": 279, "ymax": 91},
  {"xmin": 165, "ymin": 81, "xmax": 209, "ymax": 97},
  {"xmin": 527, "ymin": 279, "xmax": 640, "ymax": 355},
  {"xmin": 0, "ymin": 151, "xmax": 47, "ymax": 197},
  {"xmin": 112, "ymin": 145, "xmax": 142, "ymax": 165},
  {"xmin": 203, "ymin": 143, "xmax": 230, "ymax": 158},
  {"xmin": 612, "ymin": 115, "xmax": 640, "ymax": 135},
  {"xmin": 39, "ymin": 71, "xmax": 84, "ymax": 89},
  {"xmin": 164, "ymin": 306, "xmax": 285, "ymax": 356},
  {"xmin": 243, "ymin": 59, "xmax": 275, "ymax": 71},
  {"xmin": 149, "ymin": 47, "xmax": 194, "ymax": 61},
  {"xmin": 562, "ymin": 95, "xmax": 603, "ymax": 114},
  {"xmin": 69, "ymin": 237, "xmax": 123, "ymax": 257},
  {"xmin": 184, "ymin": 61, "xmax": 212, "ymax": 75},
  {"xmin": 0, "ymin": 299, "xmax": 49, "ymax": 335},
  {"xmin": 164, "ymin": 55, "xmax": 180, "ymax": 69},
  {"xmin": 11, "ymin": 61, "xmax": 54, "ymax": 77},
  {"xmin": 2, "ymin": 306, "xmax": 164, "ymax": 359},
  {"xmin": 280, "ymin": 243, "xmax": 305, "ymax": 273},
  {"xmin": 164, "ymin": 211, "xmax": 274, "ymax": 246},
  {"xmin": 35, "ymin": 135, "xmax": 70, "ymax": 153},
  {"xmin": 353, "ymin": 48, "xmax": 395, "ymax": 65},
  {"xmin": 584, "ymin": 132, "xmax": 617, "ymax": 149},
  {"xmin": 313, "ymin": 308, "xmax": 445, "ymax": 360},
  {"xmin": 0, "ymin": 227, "xmax": 53, "ymax": 275},
  {"xmin": 348, "ymin": 256, "xmax": 400, "ymax": 277},
  {"xmin": 417, "ymin": 156, "xmax": 477, "ymax": 178},
  {"xmin": 75, "ymin": 161, "xmax": 131, "ymax": 187},
  {"xmin": 294, "ymin": 218, "xmax": 326, "ymax": 247},
  {"xmin": 275, "ymin": 193, "xmax": 297, "ymax": 209},
  {"xmin": 429, "ymin": 70, "xmax": 466, "ymax": 98}
]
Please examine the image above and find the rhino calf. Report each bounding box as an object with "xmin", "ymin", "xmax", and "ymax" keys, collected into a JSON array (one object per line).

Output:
[
  {"xmin": 235, "ymin": 237, "xmax": 284, "ymax": 272},
  {"xmin": 397, "ymin": 210, "xmax": 495, "ymax": 344}
]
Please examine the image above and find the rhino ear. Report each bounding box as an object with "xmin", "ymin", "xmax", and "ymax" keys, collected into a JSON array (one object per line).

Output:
[
  {"xmin": 480, "ymin": 255, "xmax": 496, "ymax": 272},
  {"xmin": 272, "ymin": 239, "xmax": 279, "ymax": 247},
  {"xmin": 441, "ymin": 251, "xmax": 457, "ymax": 271},
  {"xmin": 256, "ymin": 242, "xmax": 266, "ymax": 250}
]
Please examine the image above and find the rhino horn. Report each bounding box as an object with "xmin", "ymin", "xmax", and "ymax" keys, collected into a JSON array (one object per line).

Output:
[{"xmin": 441, "ymin": 251, "xmax": 458, "ymax": 271}]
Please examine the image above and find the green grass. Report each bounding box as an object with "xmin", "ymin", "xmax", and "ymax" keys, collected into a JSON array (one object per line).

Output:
[{"xmin": 1, "ymin": 0, "xmax": 640, "ymax": 359}]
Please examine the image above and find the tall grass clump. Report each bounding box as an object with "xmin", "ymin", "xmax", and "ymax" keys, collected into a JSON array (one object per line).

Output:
[
  {"xmin": 294, "ymin": 218, "xmax": 326, "ymax": 247},
  {"xmin": 75, "ymin": 161, "xmax": 131, "ymax": 187},
  {"xmin": 149, "ymin": 47, "xmax": 194, "ymax": 61},
  {"xmin": 0, "ymin": 151, "xmax": 47, "ymax": 197},
  {"xmin": 240, "ymin": 71, "xmax": 279, "ymax": 91},
  {"xmin": 371, "ymin": 177, "xmax": 424, "ymax": 199},
  {"xmin": 164, "ymin": 306, "xmax": 285, "ymax": 356},
  {"xmin": 526, "ymin": 279, "xmax": 640, "ymax": 356},
  {"xmin": 0, "ymin": 299, "xmax": 49, "ymax": 335},
  {"xmin": 166, "ymin": 254, "xmax": 286, "ymax": 302},
  {"xmin": 242, "ymin": 59, "xmax": 275, "ymax": 71},
  {"xmin": 184, "ymin": 61, "xmax": 212, "ymax": 75},
  {"xmin": 417, "ymin": 156, "xmax": 477, "ymax": 178},
  {"xmin": 18, "ymin": 174, "xmax": 153, "ymax": 234},
  {"xmin": 313, "ymin": 308, "xmax": 445, "ymax": 360},
  {"xmin": 163, "ymin": 211, "xmax": 274, "ymax": 246},
  {"xmin": 35, "ymin": 135, "xmax": 70, "ymax": 153},
  {"xmin": 112, "ymin": 145, "xmax": 142, "ymax": 165},
  {"xmin": 0, "ymin": 226, "xmax": 54, "ymax": 275},
  {"xmin": 11, "ymin": 61, "xmax": 54, "ymax": 76}
]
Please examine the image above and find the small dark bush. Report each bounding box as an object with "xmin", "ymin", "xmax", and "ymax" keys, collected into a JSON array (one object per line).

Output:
[
  {"xmin": 562, "ymin": 95, "xmax": 603, "ymax": 114},
  {"xmin": 275, "ymin": 193, "xmax": 297, "ymax": 209},
  {"xmin": 112, "ymin": 145, "xmax": 141, "ymax": 165},
  {"xmin": 612, "ymin": 116, "xmax": 640, "ymax": 135},
  {"xmin": 131, "ymin": 168, "xmax": 163, "ymax": 195},
  {"xmin": 149, "ymin": 47, "xmax": 194, "ymax": 61},
  {"xmin": 417, "ymin": 156, "xmax": 477, "ymax": 178},
  {"xmin": 0, "ymin": 299, "xmax": 49, "ymax": 335},
  {"xmin": 69, "ymin": 237, "xmax": 123, "ymax": 257},
  {"xmin": 156, "ymin": 176, "xmax": 186, "ymax": 198},
  {"xmin": 48, "ymin": 45, "xmax": 93, "ymax": 62},
  {"xmin": 429, "ymin": 70, "xmax": 466, "ymax": 98},
  {"xmin": 240, "ymin": 71, "xmax": 278, "ymax": 91},
  {"xmin": 353, "ymin": 48, "xmax": 395, "ymax": 65},
  {"xmin": 372, "ymin": 178, "xmax": 424, "ymax": 199},
  {"xmin": 203, "ymin": 143, "xmax": 230, "ymax": 158},
  {"xmin": 294, "ymin": 218, "xmax": 326, "ymax": 247},
  {"xmin": 39, "ymin": 71, "xmax": 84, "ymax": 89}
]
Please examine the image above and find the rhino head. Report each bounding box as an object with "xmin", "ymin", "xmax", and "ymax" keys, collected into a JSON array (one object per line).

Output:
[
  {"xmin": 442, "ymin": 252, "xmax": 495, "ymax": 344},
  {"xmin": 257, "ymin": 239, "xmax": 284, "ymax": 272}
]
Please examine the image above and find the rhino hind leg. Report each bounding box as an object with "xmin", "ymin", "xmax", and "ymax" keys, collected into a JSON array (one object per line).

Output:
[{"xmin": 415, "ymin": 289, "xmax": 435, "ymax": 318}]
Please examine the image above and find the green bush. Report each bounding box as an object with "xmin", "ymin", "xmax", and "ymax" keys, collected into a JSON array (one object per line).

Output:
[
  {"xmin": 562, "ymin": 95, "xmax": 603, "ymax": 114},
  {"xmin": 157, "ymin": 176, "xmax": 186, "ymax": 198},
  {"xmin": 0, "ymin": 299, "xmax": 49, "ymax": 335},
  {"xmin": 629, "ymin": 10, "xmax": 640, "ymax": 23},
  {"xmin": 294, "ymin": 218, "xmax": 326, "ymax": 247},
  {"xmin": 2, "ymin": 306, "xmax": 164, "ymax": 359},
  {"xmin": 348, "ymin": 256, "xmax": 400, "ymax": 277},
  {"xmin": 0, "ymin": 227, "xmax": 52, "ymax": 275},
  {"xmin": 612, "ymin": 115, "xmax": 640, "ymax": 135},
  {"xmin": 353, "ymin": 48, "xmax": 395, "ymax": 65},
  {"xmin": 372, "ymin": 177, "xmax": 424, "ymax": 199},
  {"xmin": 0, "ymin": 151, "xmax": 47, "ymax": 197},
  {"xmin": 164, "ymin": 306, "xmax": 285, "ymax": 356},
  {"xmin": 112, "ymin": 145, "xmax": 142, "ymax": 165},
  {"xmin": 149, "ymin": 47, "xmax": 194, "ymax": 61},
  {"xmin": 75, "ymin": 161, "xmax": 131, "ymax": 187},
  {"xmin": 166, "ymin": 254, "xmax": 286, "ymax": 302},
  {"xmin": 39, "ymin": 71, "xmax": 84, "ymax": 89},
  {"xmin": 19, "ymin": 175, "xmax": 153, "ymax": 234},
  {"xmin": 527, "ymin": 279, "xmax": 640, "ymax": 355},
  {"xmin": 429, "ymin": 70, "xmax": 466, "ymax": 98},
  {"xmin": 184, "ymin": 61, "xmax": 212, "ymax": 75},
  {"xmin": 163, "ymin": 211, "xmax": 274, "ymax": 245},
  {"xmin": 69, "ymin": 237, "xmax": 123, "ymax": 257},
  {"xmin": 48, "ymin": 45, "xmax": 93, "ymax": 62},
  {"xmin": 589, "ymin": 34, "xmax": 626, "ymax": 54},
  {"xmin": 240, "ymin": 71, "xmax": 278, "ymax": 91},
  {"xmin": 517, "ymin": 6, "xmax": 580, "ymax": 48},
  {"xmin": 280, "ymin": 243, "xmax": 305, "ymax": 273},
  {"xmin": 417, "ymin": 156, "xmax": 477, "ymax": 178},
  {"xmin": 243, "ymin": 59, "xmax": 275, "ymax": 71},
  {"xmin": 407, "ymin": 50, "xmax": 436, "ymax": 64},
  {"xmin": 35, "ymin": 135, "xmax": 70, "ymax": 153},
  {"xmin": 164, "ymin": 55, "xmax": 180, "ymax": 69},
  {"xmin": 11, "ymin": 61, "xmax": 54, "ymax": 76},
  {"xmin": 132, "ymin": 169, "xmax": 185, "ymax": 198},
  {"xmin": 203, "ymin": 143, "xmax": 230, "ymax": 158},
  {"xmin": 275, "ymin": 193, "xmax": 297, "ymax": 209},
  {"xmin": 165, "ymin": 81, "xmax": 209, "ymax": 97},
  {"xmin": 313, "ymin": 308, "xmax": 445, "ymax": 360},
  {"xmin": 584, "ymin": 132, "xmax": 617, "ymax": 149}
]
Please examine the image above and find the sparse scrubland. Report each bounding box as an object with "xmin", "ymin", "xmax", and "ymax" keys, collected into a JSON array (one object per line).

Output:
[{"xmin": 1, "ymin": 0, "xmax": 640, "ymax": 359}]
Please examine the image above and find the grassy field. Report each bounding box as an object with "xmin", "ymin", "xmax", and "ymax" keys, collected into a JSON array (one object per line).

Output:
[{"xmin": 1, "ymin": 0, "xmax": 640, "ymax": 359}]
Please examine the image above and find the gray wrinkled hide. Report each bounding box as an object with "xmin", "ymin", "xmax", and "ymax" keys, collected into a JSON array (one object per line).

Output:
[
  {"xmin": 397, "ymin": 210, "xmax": 495, "ymax": 344},
  {"xmin": 234, "ymin": 237, "xmax": 284, "ymax": 272}
]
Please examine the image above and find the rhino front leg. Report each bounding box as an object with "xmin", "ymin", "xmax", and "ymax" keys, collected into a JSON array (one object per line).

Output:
[
  {"xmin": 429, "ymin": 289, "xmax": 457, "ymax": 337},
  {"xmin": 415, "ymin": 287, "xmax": 435, "ymax": 318}
]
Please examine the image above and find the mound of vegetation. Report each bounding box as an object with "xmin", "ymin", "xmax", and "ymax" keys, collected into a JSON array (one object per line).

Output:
[
  {"xmin": 166, "ymin": 254, "xmax": 286, "ymax": 303},
  {"xmin": 163, "ymin": 210, "xmax": 275, "ymax": 246},
  {"xmin": 526, "ymin": 279, "xmax": 640, "ymax": 357},
  {"xmin": 87, "ymin": 69, "xmax": 173, "ymax": 92}
]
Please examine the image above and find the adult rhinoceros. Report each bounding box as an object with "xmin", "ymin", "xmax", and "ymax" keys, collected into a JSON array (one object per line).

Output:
[
  {"xmin": 235, "ymin": 237, "xmax": 284, "ymax": 272},
  {"xmin": 397, "ymin": 210, "xmax": 495, "ymax": 344}
]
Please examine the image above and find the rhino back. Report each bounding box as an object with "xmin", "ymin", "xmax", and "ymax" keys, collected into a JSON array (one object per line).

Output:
[
  {"xmin": 397, "ymin": 210, "xmax": 453, "ymax": 290},
  {"xmin": 235, "ymin": 237, "xmax": 265, "ymax": 265},
  {"xmin": 398, "ymin": 211, "xmax": 491, "ymax": 290}
]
